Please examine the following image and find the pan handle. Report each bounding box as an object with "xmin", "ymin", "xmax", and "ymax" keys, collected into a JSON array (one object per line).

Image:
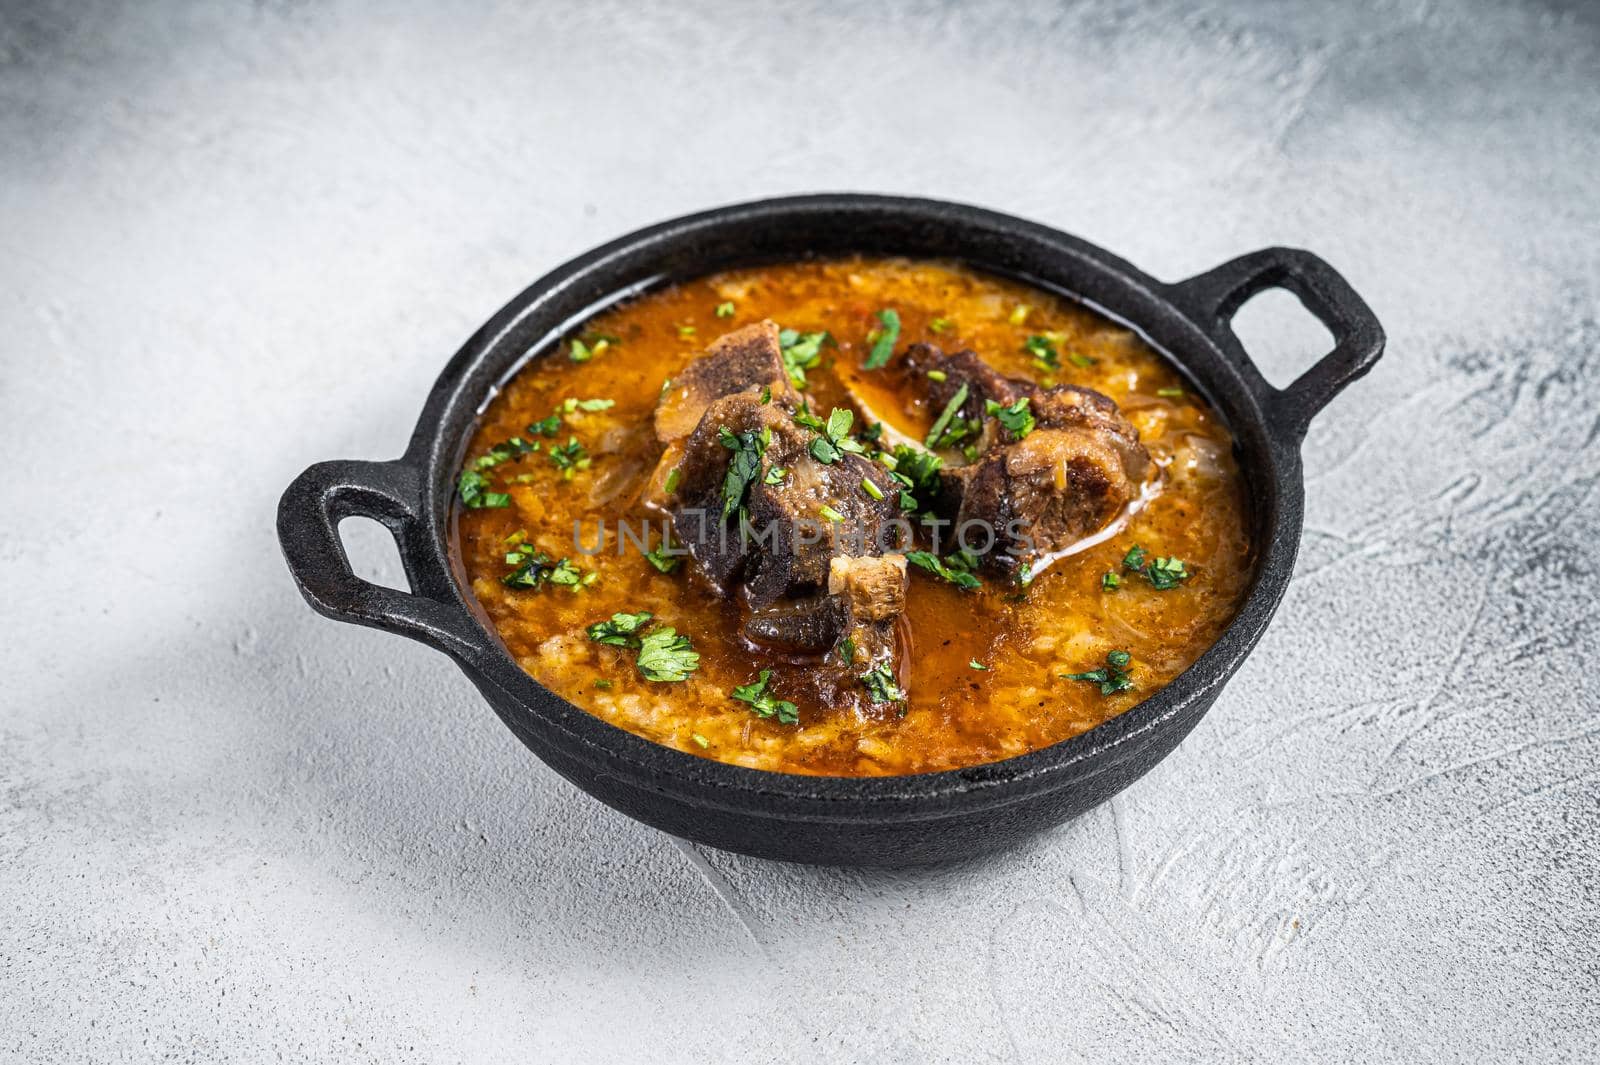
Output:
[
  {"xmin": 1168, "ymin": 247, "xmax": 1385, "ymax": 442},
  {"xmin": 277, "ymin": 458, "xmax": 489, "ymax": 663}
]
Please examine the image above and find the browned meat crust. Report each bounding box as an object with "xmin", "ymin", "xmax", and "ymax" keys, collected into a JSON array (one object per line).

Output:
[{"xmin": 653, "ymin": 320, "xmax": 795, "ymax": 444}]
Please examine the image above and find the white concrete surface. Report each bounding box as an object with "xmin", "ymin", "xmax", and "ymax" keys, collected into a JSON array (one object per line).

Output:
[{"xmin": 3, "ymin": 1, "xmax": 1597, "ymax": 1061}]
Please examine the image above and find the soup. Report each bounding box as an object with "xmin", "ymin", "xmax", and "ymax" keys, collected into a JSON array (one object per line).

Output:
[{"xmin": 455, "ymin": 257, "xmax": 1251, "ymax": 776}]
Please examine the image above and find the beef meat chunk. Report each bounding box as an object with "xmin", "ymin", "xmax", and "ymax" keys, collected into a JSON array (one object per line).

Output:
[
  {"xmin": 902, "ymin": 343, "xmax": 1030, "ymax": 417},
  {"xmin": 828, "ymin": 554, "xmax": 908, "ymax": 674},
  {"xmin": 952, "ymin": 408, "xmax": 1150, "ymax": 574},
  {"xmin": 743, "ymin": 595, "xmax": 846, "ymax": 656},
  {"xmin": 654, "ymin": 320, "xmax": 796, "ymax": 444},
  {"xmin": 1029, "ymin": 384, "xmax": 1149, "ymax": 474},
  {"xmin": 667, "ymin": 391, "xmax": 905, "ymax": 609}
]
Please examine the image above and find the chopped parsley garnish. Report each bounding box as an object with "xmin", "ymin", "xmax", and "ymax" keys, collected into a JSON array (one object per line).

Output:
[
  {"xmin": 888, "ymin": 445, "xmax": 943, "ymax": 512},
  {"xmin": 717, "ymin": 425, "xmax": 768, "ymax": 521},
  {"xmin": 760, "ymin": 384, "xmax": 772, "ymax": 404},
  {"xmin": 924, "ymin": 383, "xmax": 980, "ymax": 450},
  {"xmin": 1062, "ymin": 650, "xmax": 1133, "ymax": 695},
  {"xmin": 644, "ymin": 532, "xmax": 682, "ymax": 574},
  {"xmin": 1023, "ymin": 334, "xmax": 1059, "ymax": 371},
  {"xmin": 586, "ymin": 612, "xmax": 700, "ymax": 682},
  {"xmin": 925, "ymin": 382, "xmax": 969, "ymax": 449},
  {"xmin": 1101, "ymin": 571, "xmax": 1120, "ymax": 591},
  {"xmin": 860, "ymin": 662, "xmax": 905, "ymax": 705},
  {"xmin": 906, "ymin": 548, "xmax": 982, "ymax": 590},
  {"xmin": 809, "ymin": 407, "xmax": 863, "ymax": 464},
  {"xmin": 548, "ymin": 437, "xmax": 589, "ymax": 478},
  {"xmin": 586, "ymin": 611, "xmax": 654, "ymax": 646},
  {"xmin": 928, "ymin": 317, "xmax": 952, "ymax": 334},
  {"xmin": 594, "ymin": 679, "xmax": 613, "ymax": 690},
  {"xmin": 839, "ymin": 637, "xmax": 856, "ymax": 665},
  {"xmin": 778, "ymin": 329, "xmax": 830, "ymax": 389},
  {"xmin": 1121, "ymin": 544, "xmax": 1191, "ymax": 590},
  {"xmin": 528, "ymin": 412, "xmax": 562, "ymax": 436},
  {"xmin": 502, "ymin": 541, "xmax": 585, "ymax": 590},
  {"xmin": 473, "ymin": 436, "xmax": 540, "ymax": 470},
  {"xmin": 1068, "ymin": 352, "xmax": 1096, "ymax": 369},
  {"xmin": 985, "ymin": 396, "xmax": 1035, "ymax": 439},
  {"xmin": 730, "ymin": 669, "xmax": 799, "ymax": 725},
  {"xmin": 567, "ymin": 335, "xmax": 616, "ymax": 363},
  {"xmin": 862, "ymin": 308, "xmax": 901, "ymax": 370},
  {"xmin": 792, "ymin": 401, "xmax": 826, "ymax": 431},
  {"xmin": 714, "ymin": 300, "xmax": 736, "ymax": 318},
  {"xmin": 764, "ymin": 466, "xmax": 787, "ymax": 485},
  {"xmin": 562, "ymin": 397, "xmax": 615, "ymax": 413},
  {"xmin": 969, "ymin": 659, "xmax": 989, "ymax": 671},
  {"xmin": 457, "ymin": 469, "xmax": 511, "ymax": 509},
  {"xmin": 635, "ymin": 627, "xmax": 700, "ymax": 681}
]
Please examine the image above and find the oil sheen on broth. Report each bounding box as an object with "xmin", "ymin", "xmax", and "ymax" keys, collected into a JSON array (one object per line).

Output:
[{"xmin": 456, "ymin": 258, "xmax": 1251, "ymax": 776}]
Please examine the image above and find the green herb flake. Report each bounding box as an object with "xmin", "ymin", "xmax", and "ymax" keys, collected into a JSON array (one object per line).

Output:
[
  {"xmin": 457, "ymin": 469, "xmax": 512, "ymax": 509},
  {"xmin": 1062, "ymin": 650, "xmax": 1135, "ymax": 696},
  {"xmin": 677, "ymin": 324, "xmax": 697, "ymax": 339},
  {"xmin": 635, "ymin": 627, "xmax": 700, "ymax": 682},
  {"xmin": 1068, "ymin": 352, "xmax": 1096, "ymax": 369},
  {"xmin": 501, "ymin": 543, "xmax": 586, "ymax": 590},
  {"xmin": 906, "ymin": 548, "xmax": 982, "ymax": 590},
  {"xmin": 926, "ymin": 369, "xmax": 948, "ymax": 382},
  {"xmin": 861, "ymin": 477, "xmax": 885, "ymax": 501},
  {"xmin": 808, "ymin": 406, "xmax": 862, "ymax": 464},
  {"xmin": 585, "ymin": 611, "xmax": 654, "ymax": 647},
  {"xmin": 888, "ymin": 445, "xmax": 943, "ymax": 513},
  {"xmin": 860, "ymin": 662, "xmax": 905, "ymax": 705},
  {"xmin": 863, "ymin": 308, "xmax": 901, "ymax": 370},
  {"xmin": 969, "ymin": 659, "xmax": 989, "ymax": 671},
  {"xmin": 548, "ymin": 437, "xmax": 589, "ymax": 478},
  {"xmin": 985, "ymin": 396, "xmax": 1036, "ymax": 439},
  {"xmin": 690, "ymin": 732, "xmax": 710, "ymax": 749},
  {"xmin": 528, "ymin": 412, "xmax": 562, "ymax": 437},
  {"xmin": 1156, "ymin": 386, "xmax": 1185, "ymax": 398},
  {"xmin": 1121, "ymin": 544, "xmax": 1191, "ymax": 590},
  {"xmin": 564, "ymin": 397, "xmax": 615, "ymax": 412},
  {"xmin": 644, "ymin": 534, "xmax": 682, "ymax": 574},
  {"xmin": 1009, "ymin": 304, "xmax": 1031, "ymax": 325},
  {"xmin": 1102, "ymin": 571, "xmax": 1120, "ymax": 591},
  {"xmin": 664, "ymin": 466, "xmax": 682, "ymax": 494},
  {"xmin": 717, "ymin": 425, "xmax": 767, "ymax": 522},
  {"xmin": 778, "ymin": 329, "xmax": 830, "ymax": 389},
  {"xmin": 818, "ymin": 503, "xmax": 845, "ymax": 523},
  {"xmin": 928, "ymin": 317, "xmax": 952, "ymax": 334},
  {"xmin": 714, "ymin": 301, "xmax": 736, "ymax": 319},
  {"xmin": 594, "ymin": 679, "xmax": 613, "ymax": 690},
  {"xmin": 730, "ymin": 669, "xmax": 799, "ymax": 725},
  {"xmin": 764, "ymin": 466, "xmax": 787, "ymax": 485},
  {"xmin": 924, "ymin": 382, "xmax": 969, "ymax": 449},
  {"xmin": 569, "ymin": 338, "xmax": 593, "ymax": 363},
  {"xmin": 1023, "ymin": 334, "xmax": 1060, "ymax": 371}
]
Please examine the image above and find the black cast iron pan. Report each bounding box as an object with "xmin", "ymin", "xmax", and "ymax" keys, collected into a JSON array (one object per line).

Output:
[{"xmin": 277, "ymin": 194, "xmax": 1384, "ymax": 866}]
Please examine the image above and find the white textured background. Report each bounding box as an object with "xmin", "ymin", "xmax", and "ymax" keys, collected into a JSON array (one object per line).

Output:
[{"xmin": 3, "ymin": 1, "xmax": 1597, "ymax": 1061}]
